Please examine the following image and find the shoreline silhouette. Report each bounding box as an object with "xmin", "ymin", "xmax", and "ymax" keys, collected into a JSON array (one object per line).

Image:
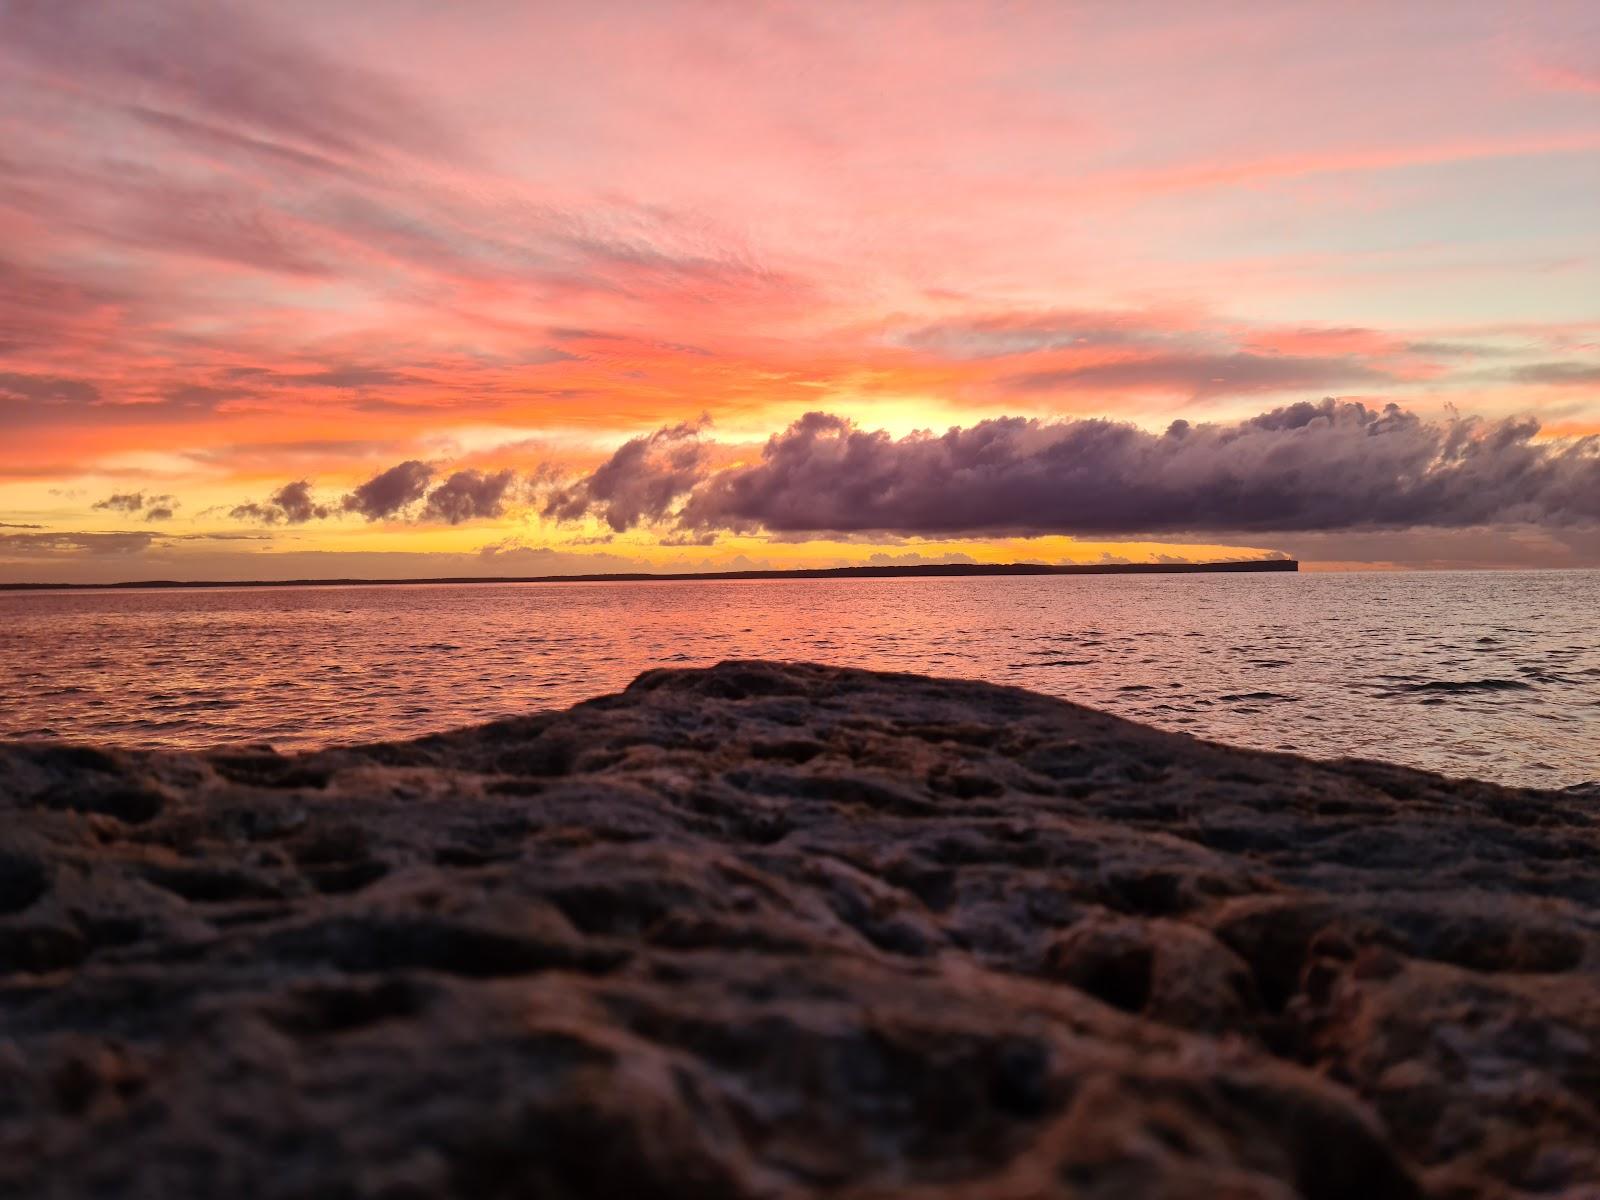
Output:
[{"xmin": 0, "ymin": 557, "xmax": 1298, "ymax": 592}]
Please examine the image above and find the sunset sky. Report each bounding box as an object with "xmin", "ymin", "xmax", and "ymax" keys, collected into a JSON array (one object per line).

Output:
[{"xmin": 1, "ymin": 0, "xmax": 1598, "ymax": 582}]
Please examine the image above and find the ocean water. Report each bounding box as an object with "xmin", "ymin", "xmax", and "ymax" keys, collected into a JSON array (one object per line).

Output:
[{"xmin": 0, "ymin": 571, "xmax": 1596, "ymax": 788}]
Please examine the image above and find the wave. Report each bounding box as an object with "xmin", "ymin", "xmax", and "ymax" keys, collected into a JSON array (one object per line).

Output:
[{"xmin": 1396, "ymin": 678, "xmax": 1534, "ymax": 695}]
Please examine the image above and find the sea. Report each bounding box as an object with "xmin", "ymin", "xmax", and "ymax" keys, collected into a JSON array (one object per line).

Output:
[{"xmin": 1, "ymin": 570, "xmax": 1596, "ymax": 789}]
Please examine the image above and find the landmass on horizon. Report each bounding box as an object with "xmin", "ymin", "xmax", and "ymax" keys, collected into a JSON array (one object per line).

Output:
[{"xmin": 0, "ymin": 557, "xmax": 1297, "ymax": 591}]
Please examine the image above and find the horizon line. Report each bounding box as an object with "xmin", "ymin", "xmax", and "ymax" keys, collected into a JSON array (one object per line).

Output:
[{"xmin": 0, "ymin": 558, "xmax": 1299, "ymax": 592}]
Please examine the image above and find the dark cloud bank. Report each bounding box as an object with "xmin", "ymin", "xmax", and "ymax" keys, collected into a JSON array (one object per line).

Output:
[
  {"xmin": 548, "ymin": 400, "xmax": 1600, "ymax": 538},
  {"xmin": 218, "ymin": 401, "xmax": 1599, "ymax": 547}
]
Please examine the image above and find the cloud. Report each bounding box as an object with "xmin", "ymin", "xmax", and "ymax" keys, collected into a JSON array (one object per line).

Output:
[
  {"xmin": 172, "ymin": 532, "xmax": 275, "ymax": 542},
  {"xmin": 92, "ymin": 491, "xmax": 147, "ymax": 513},
  {"xmin": 269, "ymin": 481, "xmax": 330, "ymax": 524},
  {"xmin": 230, "ymin": 480, "xmax": 332, "ymax": 525},
  {"xmin": 1, "ymin": 369, "xmax": 233, "ymax": 431},
  {"xmin": 543, "ymin": 421, "xmax": 709, "ymax": 532},
  {"xmin": 1004, "ymin": 352, "xmax": 1388, "ymax": 398},
  {"xmin": 230, "ymin": 465, "xmax": 520, "ymax": 526},
  {"xmin": 0, "ymin": 531, "xmax": 160, "ymax": 556},
  {"xmin": 0, "ymin": 522, "xmax": 45, "ymax": 529},
  {"xmin": 890, "ymin": 311, "xmax": 1193, "ymax": 359},
  {"xmin": 0, "ymin": 371, "xmax": 125, "ymax": 433},
  {"xmin": 342, "ymin": 460, "xmax": 434, "ymax": 520},
  {"xmin": 259, "ymin": 368, "xmax": 420, "ymax": 391},
  {"xmin": 0, "ymin": 0, "xmax": 456, "ymax": 165},
  {"xmin": 421, "ymin": 469, "xmax": 517, "ymax": 525},
  {"xmin": 658, "ymin": 530, "xmax": 718, "ymax": 547},
  {"xmin": 0, "ymin": 371, "xmax": 102, "ymax": 406},
  {"xmin": 1404, "ymin": 341, "xmax": 1506, "ymax": 359},
  {"xmin": 888, "ymin": 312, "xmax": 1424, "ymax": 400},
  {"xmin": 0, "ymin": 258, "xmax": 124, "ymax": 358},
  {"xmin": 181, "ymin": 439, "xmax": 407, "ymax": 475},
  {"xmin": 551, "ymin": 402, "xmax": 1600, "ymax": 539},
  {"xmin": 1510, "ymin": 362, "xmax": 1600, "ymax": 386},
  {"xmin": 476, "ymin": 538, "xmax": 649, "ymax": 574},
  {"xmin": 864, "ymin": 551, "xmax": 978, "ymax": 566},
  {"xmin": 91, "ymin": 491, "xmax": 176, "ymax": 518}
]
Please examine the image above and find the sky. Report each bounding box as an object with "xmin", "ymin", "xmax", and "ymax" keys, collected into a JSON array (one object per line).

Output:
[{"xmin": 1, "ymin": 0, "xmax": 1597, "ymax": 582}]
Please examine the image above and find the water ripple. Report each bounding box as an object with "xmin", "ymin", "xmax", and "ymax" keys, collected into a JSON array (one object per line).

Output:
[{"xmin": 1, "ymin": 571, "xmax": 1597, "ymax": 788}]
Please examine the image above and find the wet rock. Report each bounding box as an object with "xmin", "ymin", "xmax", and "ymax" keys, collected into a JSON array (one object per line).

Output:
[{"xmin": 0, "ymin": 660, "xmax": 1595, "ymax": 1198}]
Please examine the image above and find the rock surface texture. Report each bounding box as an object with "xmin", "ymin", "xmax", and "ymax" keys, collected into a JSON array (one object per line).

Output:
[{"xmin": 1, "ymin": 661, "xmax": 1597, "ymax": 1199}]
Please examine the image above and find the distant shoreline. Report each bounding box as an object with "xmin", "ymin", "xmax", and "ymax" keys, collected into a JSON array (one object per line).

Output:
[{"xmin": 0, "ymin": 558, "xmax": 1297, "ymax": 592}]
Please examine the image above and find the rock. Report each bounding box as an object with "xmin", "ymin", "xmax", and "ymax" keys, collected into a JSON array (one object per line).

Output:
[
  {"xmin": 0, "ymin": 660, "xmax": 1595, "ymax": 1198},
  {"xmin": 1043, "ymin": 913, "xmax": 1260, "ymax": 1034}
]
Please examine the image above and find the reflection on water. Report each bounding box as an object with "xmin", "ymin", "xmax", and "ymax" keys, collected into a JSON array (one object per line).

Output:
[{"xmin": 2, "ymin": 571, "xmax": 1596, "ymax": 787}]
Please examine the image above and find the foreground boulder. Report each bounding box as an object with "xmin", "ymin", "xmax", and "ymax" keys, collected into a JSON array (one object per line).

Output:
[{"xmin": 0, "ymin": 661, "xmax": 1596, "ymax": 1199}]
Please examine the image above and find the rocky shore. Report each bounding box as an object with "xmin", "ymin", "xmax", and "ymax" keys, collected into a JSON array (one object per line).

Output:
[{"xmin": 1, "ymin": 661, "xmax": 1596, "ymax": 1199}]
